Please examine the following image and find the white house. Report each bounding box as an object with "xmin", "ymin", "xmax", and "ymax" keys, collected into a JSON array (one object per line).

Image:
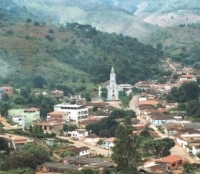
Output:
[
  {"xmin": 54, "ymin": 104, "xmax": 88, "ymax": 124},
  {"xmin": 71, "ymin": 146, "xmax": 90, "ymax": 157},
  {"xmin": 101, "ymin": 137, "xmax": 115, "ymax": 149},
  {"xmin": 149, "ymin": 115, "xmax": 176, "ymax": 126},
  {"xmin": 67, "ymin": 129, "xmax": 88, "ymax": 140}
]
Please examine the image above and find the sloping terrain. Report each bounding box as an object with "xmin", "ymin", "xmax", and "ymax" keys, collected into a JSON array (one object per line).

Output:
[
  {"xmin": 0, "ymin": 0, "xmax": 156, "ymax": 39},
  {"xmin": 0, "ymin": 21, "xmax": 164, "ymax": 87},
  {"xmin": 143, "ymin": 23, "xmax": 200, "ymax": 68}
]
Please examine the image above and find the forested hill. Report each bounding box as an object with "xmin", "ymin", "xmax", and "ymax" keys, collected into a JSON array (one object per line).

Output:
[
  {"xmin": 0, "ymin": 21, "xmax": 166, "ymax": 87},
  {"xmin": 143, "ymin": 23, "xmax": 200, "ymax": 70}
]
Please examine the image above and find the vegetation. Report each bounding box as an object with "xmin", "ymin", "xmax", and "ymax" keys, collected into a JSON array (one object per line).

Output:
[
  {"xmin": 167, "ymin": 81, "xmax": 200, "ymax": 119},
  {"xmin": 0, "ymin": 167, "xmax": 34, "ymax": 174},
  {"xmin": 0, "ymin": 143, "xmax": 50, "ymax": 171},
  {"xmin": 144, "ymin": 23, "xmax": 200, "ymax": 69},
  {"xmin": 86, "ymin": 109, "xmax": 136, "ymax": 137},
  {"xmin": 118, "ymin": 91, "xmax": 132, "ymax": 110},
  {"xmin": 100, "ymin": 87, "xmax": 108, "ymax": 101},
  {"xmin": 112, "ymin": 117, "xmax": 140, "ymax": 173},
  {"xmin": 0, "ymin": 20, "xmax": 165, "ymax": 88}
]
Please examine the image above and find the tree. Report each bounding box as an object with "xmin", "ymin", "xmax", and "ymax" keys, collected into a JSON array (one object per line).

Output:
[
  {"xmin": 32, "ymin": 76, "xmax": 47, "ymax": 88},
  {"xmin": 0, "ymin": 101, "xmax": 12, "ymax": 117},
  {"xmin": 60, "ymin": 151, "xmax": 75, "ymax": 158},
  {"xmin": 1, "ymin": 93, "xmax": 9, "ymax": 102},
  {"xmin": 22, "ymin": 143, "xmax": 50, "ymax": 165},
  {"xmin": 0, "ymin": 137, "xmax": 9, "ymax": 153},
  {"xmin": 118, "ymin": 91, "xmax": 132, "ymax": 110},
  {"xmin": 100, "ymin": 87, "xmax": 108, "ymax": 101},
  {"xmin": 111, "ymin": 117, "xmax": 140, "ymax": 173},
  {"xmin": 0, "ymin": 167, "xmax": 34, "ymax": 174},
  {"xmin": 32, "ymin": 124, "xmax": 41, "ymax": 137}
]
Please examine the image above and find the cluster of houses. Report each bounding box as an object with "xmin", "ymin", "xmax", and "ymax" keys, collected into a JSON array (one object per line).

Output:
[{"xmin": 1, "ymin": 63, "xmax": 200, "ymax": 173}]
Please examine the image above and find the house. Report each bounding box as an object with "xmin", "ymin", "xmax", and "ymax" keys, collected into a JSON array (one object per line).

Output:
[
  {"xmin": 176, "ymin": 133, "xmax": 200, "ymax": 153},
  {"xmin": 42, "ymin": 162, "xmax": 80, "ymax": 173},
  {"xmin": 182, "ymin": 122, "xmax": 200, "ymax": 131},
  {"xmin": 162, "ymin": 122, "xmax": 184, "ymax": 136},
  {"xmin": 101, "ymin": 137, "xmax": 115, "ymax": 149},
  {"xmin": 63, "ymin": 156, "xmax": 113, "ymax": 168},
  {"xmin": 0, "ymin": 135, "xmax": 27, "ymax": 149},
  {"xmin": 78, "ymin": 118, "xmax": 100, "ymax": 128},
  {"xmin": 54, "ymin": 104, "xmax": 88, "ymax": 124},
  {"xmin": 135, "ymin": 81, "xmax": 155, "ymax": 90},
  {"xmin": 50, "ymin": 90, "xmax": 64, "ymax": 98},
  {"xmin": 71, "ymin": 146, "xmax": 90, "ymax": 157},
  {"xmin": 8, "ymin": 108, "xmax": 40, "ymax": 126},
  {"xmin": 179, "ymin": 74, "xmax": 196, "ymax": 82},
  {"xmin": 36, "ymin": 120, "xmax": 64, "ymax": 134},
  {"xmin": 138, "ymin": 161, "xmax": 169, "ymax": 174},
  {"xmin": 0, "ymin": 86, "xmax": 13, "ymax": 96},
  {"xmin": 67, "ymin": 129, "xmax": 88, "ymax": 140},
  {"xmin": 148, "ymin": 113, "xmax": 176, "ymax": 126},
  {"xmin": 155, "ymin": 155, "xmax": 187, "ymax": 169},
  {"xmin": 84, "ymin": 135, "xmax": 100, "ymax": 146},
  {"xmin": 138, "ymin": 100, "xmax": 159, "ymax": 108},
  {"xmin": 47, "ymin": 111, "xmax": 69, "ymax": 122}
]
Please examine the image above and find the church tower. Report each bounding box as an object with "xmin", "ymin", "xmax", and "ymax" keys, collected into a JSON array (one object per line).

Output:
[{"xmin": 110, "ymin": 66, "xmax": 116, "ymax": 86}]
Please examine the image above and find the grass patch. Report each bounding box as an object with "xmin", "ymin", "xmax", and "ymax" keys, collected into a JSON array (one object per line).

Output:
[{"xmin": 6, "ymin": 120, "xmax": 17, "ymax": 126}]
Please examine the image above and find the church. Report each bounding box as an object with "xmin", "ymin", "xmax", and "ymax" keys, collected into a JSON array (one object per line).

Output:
[{"xmin": 98, "ymin": 67, "xmax": 132, "ymax": 101}]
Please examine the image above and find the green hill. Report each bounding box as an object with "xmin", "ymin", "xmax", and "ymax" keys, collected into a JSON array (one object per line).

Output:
[
  {"xmin": 143, "ymin": 23, "xmax": 200, "ymax": 69},
  {"xmin": 0, "ymin": 21, "xmax": 165, "ymax": 88}
]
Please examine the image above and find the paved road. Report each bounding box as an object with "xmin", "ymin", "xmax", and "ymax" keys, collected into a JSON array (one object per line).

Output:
[
  {"xmin": 129, "ymin": 95, "xmax": 196, "ymax": 163},
  {"xmin": 57, "ymin": 136, "xmax": 111, "ymax": 157}
]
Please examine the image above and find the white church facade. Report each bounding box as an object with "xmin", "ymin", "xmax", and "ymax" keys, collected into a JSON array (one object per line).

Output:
[{"xmin": 98, "ymin": 67, "xmax": 132, "ymax": 101}]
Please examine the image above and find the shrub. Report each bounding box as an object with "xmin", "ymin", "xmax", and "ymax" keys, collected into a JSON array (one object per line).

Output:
[{"xmin": 48, "ymin": 29, "xmax": 54, "ymax": 33}]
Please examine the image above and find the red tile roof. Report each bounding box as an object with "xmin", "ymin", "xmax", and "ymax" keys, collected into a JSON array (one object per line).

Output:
[{"xmin": 155, "ymin": 155, "xmax": 183, "ymax": 163}]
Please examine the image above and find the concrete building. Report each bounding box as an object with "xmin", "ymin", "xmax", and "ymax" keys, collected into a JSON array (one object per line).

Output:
[
  {"xmin": 8, "ymin": 108, "xmax": 40, "ymax": 126},
  {"xmin": 54, "ymin": 104, "xmax": 88, "ymax": 124},
  {"xmin": 47, "ymin": 111, "xmax": 69, "ymax": 122}
]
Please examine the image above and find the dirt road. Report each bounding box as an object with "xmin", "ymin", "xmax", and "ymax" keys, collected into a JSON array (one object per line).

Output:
[{"xmin": 57, "ymin": 136, "xmax": 111, "ymax": 157}]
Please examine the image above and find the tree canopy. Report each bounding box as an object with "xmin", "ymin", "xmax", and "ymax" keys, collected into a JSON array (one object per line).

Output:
[{"xmin": 111, "ymin": 117, "xmax": 140, "ymax": 173}]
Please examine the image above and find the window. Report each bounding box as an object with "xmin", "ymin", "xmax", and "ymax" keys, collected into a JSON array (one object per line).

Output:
[{"xmin": 172, "ymin": 163, "xmax": 176, "ymax": 167}]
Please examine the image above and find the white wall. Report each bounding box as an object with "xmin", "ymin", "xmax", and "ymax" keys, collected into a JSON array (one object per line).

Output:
[{"xmin": 79, "ymin": 149, "xmax": 90, "ymax": 157}]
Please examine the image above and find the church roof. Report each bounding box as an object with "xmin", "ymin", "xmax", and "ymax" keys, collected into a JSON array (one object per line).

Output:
[{"xmin": 99, "ymin": 80, "xmax": 110, "ymax": 87}]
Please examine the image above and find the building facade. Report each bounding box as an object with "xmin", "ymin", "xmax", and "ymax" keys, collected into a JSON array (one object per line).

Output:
[
  {"xmin": 54, "ymin": 104, "xmax": 88, "ymax": 124},
  {"xmin": 99, "ymin": 67, "xmax": 132, "ymax": 101}
]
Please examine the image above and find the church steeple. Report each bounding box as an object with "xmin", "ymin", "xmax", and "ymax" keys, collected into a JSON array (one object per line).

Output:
[
  {"xmin": 111, "ymin": 66, "xmax": 115, "ymax": 74},
  {"xmin": 110, "ymin": 66, "xmax": 116, "ymax": 86}
]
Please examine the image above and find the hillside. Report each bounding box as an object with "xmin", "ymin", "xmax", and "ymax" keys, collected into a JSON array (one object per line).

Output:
[
  {"xmin": 143, "ymin": 23, "xmax": 200, "ymax": 69},
  {"xmin": 0, "ymin": 0, "xmax": 157, "ymax": 39},
  {"xmin": 134, "ymin": 0, "xmax": 200, "ymax": 27},
  {"xmin": 0, "ymin": 21, "xmax": 165, "ymax": 87}
]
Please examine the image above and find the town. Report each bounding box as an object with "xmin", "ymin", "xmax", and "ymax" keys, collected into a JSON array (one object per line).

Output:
[{"xmin": 0, "ymin": 60, "xmax": 200, "ymax": 174}]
